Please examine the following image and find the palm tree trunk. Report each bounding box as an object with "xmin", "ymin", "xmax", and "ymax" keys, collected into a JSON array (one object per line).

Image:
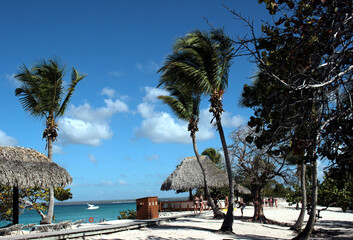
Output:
[
  {"xmin": 291, "ymin": 162, "xmax": 307, "ymax": 232},
  {"xmin": 41, "ymin": 137, "xmax": 54, "ymax": 224},
  {"xmin": 293, "ymin": 157, "xmax": 317, "ymax": 240},
  {"xmin": 191, "ymin": 132, "xmax": 224, "ymax": 218},
  {"xmin": 215, "ymin": 116, "xmax": 235, "ymax": 232}
]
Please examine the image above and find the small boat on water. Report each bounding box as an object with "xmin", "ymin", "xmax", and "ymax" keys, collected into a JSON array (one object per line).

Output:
[{"xmin": 87, "ymin": 203, "xmax": 99, "ymax": 210}]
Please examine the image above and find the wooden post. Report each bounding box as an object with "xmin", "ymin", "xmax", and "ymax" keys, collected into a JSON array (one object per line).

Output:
[
  {"xmin": 13, "ymin": 187, "xmax": 19, "ymax": 224},
  {"xmin": 189, "ymin": 189, "xmax": 193, "ymax": 201}
]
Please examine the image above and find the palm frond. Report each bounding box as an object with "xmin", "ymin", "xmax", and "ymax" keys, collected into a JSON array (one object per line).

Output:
[
  {"xmin": 55, "ymin": 67, "xmax": 86, "ymax": 119},
  {"xmin": 158, "ymin": 95, "xmax": 191, "ymax": 120},
  {"xmin": 15, "ymin": 59, "xmax": 85, "ymax": 125}
]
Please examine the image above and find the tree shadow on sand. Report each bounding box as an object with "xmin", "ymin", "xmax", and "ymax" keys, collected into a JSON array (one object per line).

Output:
[
  {"xmin": 236, "ymin": 216, "xmax": 292, "ymax": 227},
  {"xmin": 310, "ymin": 219, "xmax": 353, "ymax": 239},
  {"xmin": 91, "ymin": 222, "xmax": 295, "ymax": 240}
]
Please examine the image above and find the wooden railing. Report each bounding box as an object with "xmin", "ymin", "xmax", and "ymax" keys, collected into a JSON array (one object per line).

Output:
[
  {"xmin": 160, "ymin": 200, "xmax": 194, "ymax": 211},
  {"xmin": 159, "ymin": 200, "xmax": 226, "ymax": 212}
]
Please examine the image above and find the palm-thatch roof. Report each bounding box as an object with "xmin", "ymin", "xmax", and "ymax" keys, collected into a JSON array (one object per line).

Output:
[
  {"xmin": 161, "ymin": 156, "xmax": 228, "ymax": 191},
  {"xmin": 0, "ymin": 146, "xmax": 72, "ymax": 189},
  {"xmin": 235, "ymin": 183, "xmax": 251, "ymax": 195}
]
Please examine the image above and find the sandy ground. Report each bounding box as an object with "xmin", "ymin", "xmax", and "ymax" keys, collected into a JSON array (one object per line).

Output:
[{"xmin": 81, "ymin": 205, "xmax": 353, "ymax": 240}]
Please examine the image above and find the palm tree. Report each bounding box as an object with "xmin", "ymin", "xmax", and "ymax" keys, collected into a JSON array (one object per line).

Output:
[
  {"xmin": 15, "ymin": 59, "xmax": 85, "ymax": 224},
  {"xmin": 158, "ymin": 86, "xmax": 224, "ymax": 218},
  {"xmin": 158, "ymin": 29, "xmax": 235, "ymax": 232},
  {"xmin": 201, "ymin": 147, "xmax": 222, "ymax": 167}
]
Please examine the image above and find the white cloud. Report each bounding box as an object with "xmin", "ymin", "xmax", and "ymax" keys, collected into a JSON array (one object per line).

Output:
[
  {"xmin": 88, "ymin": 154, "xmax": 98, "ymax": 164},
  {"xmin": 0, "ymin": 130, "xmax": 17, "ymax": 146},
  {"xmin": 118, "ymin": 179, "xmax": 128, "ymax": 185},
  {"xmin": 101, "ymin": 87, "xmax": 115, "ymax": 98},
  {"xmin": 52, "ymin": 144, "xmax": 65, "ymax": 154},
  {"xmin": 59, "ymin": 118, "xmax": 113, "ymax": 146},
  {"xmin": 142, "ymin": 87, "xmax": 169, "ymax": 103},
  {"xmin": 221, "ymin": 112, "xmax": 246, "ymax": 128},
  {"xmin": 4, "ymin": 74, "xmax": 20, "ymax": 87},
  {"xmin": 136, "ymin": 111, "xmax": 190, "ymax": 143},
  {"xmin": 101, "ymin": 180, "xmax": 114, "ymax": 186},
  {"xmin": 66, "ymin": 99, "xmax": 128, "ymax": 122},
  {"xmin": 136, "ymin": 60, "xmax": 159, "ymax": 74},
  {"xmin": 146, "ymin": 155, "xmax": 160, "ymax": 161},
  {"xmin": 109, "ymin": 71, "xmax": 122, "ymax": 78},
  {"xmin": 137, "ymin": 102, "xmax": 156, "ymax": 119},
  {"xmin": 57, "ymin": 90, "xmax": 129, "ymax": 146},
  {"xmin": 135, "ymin": 87, "xmax": 213, "ymax": 144},
  {"xmin": 134, "ymin": 87, "xmax": 245, "ymax": 144}
]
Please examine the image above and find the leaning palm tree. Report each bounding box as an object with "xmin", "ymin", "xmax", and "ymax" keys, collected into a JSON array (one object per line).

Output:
[
  {"xmin": 15, "ymin": 59, "xmax": 85, "ymax": 224},
  {"xmin": 158, "ymin": 29, "xmax": 235, "ymax": 232},
  {"xmin": 201, "ymin": 147, "xmax": 223, "ymax": 167},
  {"xmin": 158, "ymin": 86, "xmax": 224, "ymax": 218}
]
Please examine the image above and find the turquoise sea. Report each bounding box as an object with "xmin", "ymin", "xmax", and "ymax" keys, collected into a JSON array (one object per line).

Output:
[{"xmin": 1, "ymin": 201, "xmax": 136, "ymax": 227}]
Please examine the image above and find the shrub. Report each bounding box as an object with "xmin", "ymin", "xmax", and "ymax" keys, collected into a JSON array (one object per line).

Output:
[{"xmin": 118, "ymin": 209, "xmax": 136, "ymax": 219}]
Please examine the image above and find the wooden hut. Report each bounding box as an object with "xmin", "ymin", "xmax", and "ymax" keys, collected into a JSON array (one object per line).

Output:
[{"xmin": 0, "ymin": 146, "xmax": 73, "ymax": 224}]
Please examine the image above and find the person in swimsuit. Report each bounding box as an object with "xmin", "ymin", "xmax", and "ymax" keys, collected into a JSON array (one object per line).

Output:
[{"xmin": 193, "ymin": 196, "xmax": 199, "ymax": 214}]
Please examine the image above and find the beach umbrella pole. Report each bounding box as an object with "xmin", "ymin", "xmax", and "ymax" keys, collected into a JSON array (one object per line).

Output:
[{"xmin": 13, "ymin": 186, "xmax": 19, "ymax": 224}]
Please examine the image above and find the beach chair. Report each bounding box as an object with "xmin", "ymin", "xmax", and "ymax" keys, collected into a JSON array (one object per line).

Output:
[
  {"xmin": 0, "ymin": 224, "xmax": 23, "ymax": 235},
  {"xmin": 19, "ymin": 223, "xmax": 36, "ymax": 235},
  {"xmin": 34, "ymin": 223, "xmax": 56, "ymax": 232},
  {"xmin": 72, "ymin": 219, "xmax": 85, "ymax": 228},
  {"xmin": 59, "ymin": 221, "xmax": 72, "ymax": 230}
]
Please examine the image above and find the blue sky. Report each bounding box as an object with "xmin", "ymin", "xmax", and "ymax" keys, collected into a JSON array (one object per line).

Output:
[{"xmin": 0, "ymin": 1, "xmax": 313, "ymax": 202}]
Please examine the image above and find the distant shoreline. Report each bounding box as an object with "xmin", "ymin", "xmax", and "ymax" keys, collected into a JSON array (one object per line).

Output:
[{"xmin": 55, "ymin": 197, "xmax": 189, "ymax": 206}]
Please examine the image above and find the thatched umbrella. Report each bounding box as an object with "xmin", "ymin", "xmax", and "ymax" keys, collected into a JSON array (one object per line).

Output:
[
  {"xmin": 0, "ymin": 146, "xmax": 73, "ymax": 224},
  {"xmin": 161, "ymin": 156, "xmax": 228, "ymax": 199},
  {"xmin": 235, "ymin": 184, "xmax": 251, "ymax": 195}
]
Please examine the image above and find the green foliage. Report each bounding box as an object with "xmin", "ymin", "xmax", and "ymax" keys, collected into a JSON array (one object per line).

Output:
[
  {"xmin": 54, "ymin": 187, "xmax": 73, "ymax": 201},
  {"xmin": 118, "ymin": 209, "xmax": 136, "ymax": 219},
  {"xmin": 195, "ymin": 187, "xmax": 229, "ymax": 200},
  {"xmin": 0, "ymin": 186, "xmax": 72, "ymax": 223},
  {"xmin": 261, "ymin": 179, "xmax": 291, "ymax": 198},
  {"xmin": 201, "ymin": 147, "xmax": 223, "ymax": 168},
  {"xmin": 318, "ymin": 170, "xmax": 353, "ymax": 212},
  {"xmin": 0, "ymin": 186, "xmax": 25, "ymax": 222},
  {"xmin": 158, "ymin": 85, "xmax": 201, "ymax": 136},
  {"xmin": 15, "ymin": 59, "xmax": 86, "ymax": 121}
]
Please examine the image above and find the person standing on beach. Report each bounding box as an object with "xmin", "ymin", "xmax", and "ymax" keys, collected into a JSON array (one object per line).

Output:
[
  {"xmin": 193, "ymin": 196, "xmax": 199, "ymax": 214},
  {"xmin": 238, "ymin": 200, "xmax": 246, "ymax": 217},
  {"xmin": 225, "ymin": 196, "xmax": 229, "ymax": 209},
  {"xmin": 199, "ymin": 195, "xmax": 204, "ymax": 213}
]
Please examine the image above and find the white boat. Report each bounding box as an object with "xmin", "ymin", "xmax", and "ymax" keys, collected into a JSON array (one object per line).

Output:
[{"xmin": 87, "ymin": 203, "xmax": 99, "ymax": 210}]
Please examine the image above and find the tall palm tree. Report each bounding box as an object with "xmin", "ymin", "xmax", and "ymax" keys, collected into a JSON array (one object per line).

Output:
[
  {"xmin": 201, "ymin": 147, "xmax": 222, "ymax": 167},
  {"xmin": 158, "ymin": 86, "xmax": 224, "ymax": 218},
  {"xmin": 15, "ymin": 59, "xmax": 85, "ymax": 224},
  {"xmin": 158, "ymin": 29, "xmax": 235, "ymax": 232}
]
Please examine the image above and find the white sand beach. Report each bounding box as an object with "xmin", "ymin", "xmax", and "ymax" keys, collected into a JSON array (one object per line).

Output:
[
  {"xmin": 2, "ymin": 205, "xmax": 352, "ymax": 239},
  {"xmin": 79, "ymin": 205, "xmax": 353, "ymax": 240}
]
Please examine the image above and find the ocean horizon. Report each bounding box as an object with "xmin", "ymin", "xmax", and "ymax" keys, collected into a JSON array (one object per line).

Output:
[{"xmin": 0, "ymin": 197, "xmax": 188, "ymax": 227}]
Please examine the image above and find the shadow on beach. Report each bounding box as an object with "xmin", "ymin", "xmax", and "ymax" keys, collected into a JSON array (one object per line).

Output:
[{"xmin": 318, "ymin": 220, "xmax": 353, "ymax": 230}]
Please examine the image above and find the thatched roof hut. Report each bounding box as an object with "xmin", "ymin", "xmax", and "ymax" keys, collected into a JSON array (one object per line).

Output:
[
  {"xmin": 0, "ymin": 146, "xmax": 73, "ymax": 224},
  {"xmin": 235, "ymin": 183, "xmax": 251, "ymax": 195},
  {"xmin": 161, "ymin": 156, "xmax": 251, "ymax": 201},
  {"xmin": 161, "ymin": 156, "xmax": 228, "ymax": 191},
  {"xmin": 0, "ymin": 146, "xmax": 72, "ymax": 189}
]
